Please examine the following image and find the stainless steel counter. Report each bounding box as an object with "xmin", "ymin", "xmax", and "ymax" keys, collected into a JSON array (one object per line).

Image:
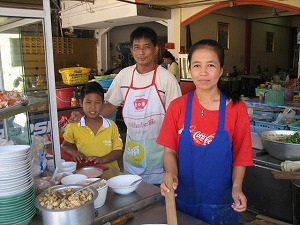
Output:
[
  {"xmin": 29, "ymin": 169, "xmax": 207, "ymax": 225},
  {"xmin": 244, "ymin": 148, "xmax": 294, "ymax": 223},
  {"xmin": 110, "ymin": 202, "xmax": 208, "ymax": 225}
]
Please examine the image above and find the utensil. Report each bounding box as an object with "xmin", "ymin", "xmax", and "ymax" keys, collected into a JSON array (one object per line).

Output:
[
  {"xmin": 49, "ymin": 167, "xmax": 58, "ymax": 184},
  {"xmin": 129, "ymin": 178, "xmax": 142, "ymax": 186},
  {"xmin": 103, "ymin": 212, "xmax": 134, "ymax": 225},
  {"xmin": 164, "ymin": 172, "xmax": 178, "ymax": 225},
  {"xmin": 58, "ymin": 178, "xmax": 103, "ymax": 199},
  {"xmin": 272, "ymin": 171, "xmax": 300, "ymax": 180}
]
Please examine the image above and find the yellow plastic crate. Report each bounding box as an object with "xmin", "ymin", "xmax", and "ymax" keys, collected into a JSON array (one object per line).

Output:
[
  {"xmin": 59, "ymin": 67, "xmax": 91, "ymax": 85},
  {"xmin": 293, "ymin": 95, "xmax": 300, "ymax": 102}
]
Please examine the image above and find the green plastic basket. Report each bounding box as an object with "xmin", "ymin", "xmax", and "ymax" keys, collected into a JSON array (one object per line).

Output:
[{"xmin": 288, "ymin": 120, "xmax": 300, "ymax": 131}]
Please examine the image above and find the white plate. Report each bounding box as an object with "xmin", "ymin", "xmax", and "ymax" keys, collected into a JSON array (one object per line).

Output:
[
  {"xmin": 0, "ymin": 145, "xmax": 30, "ymax": 158},
  {"xmin": 0, "ymin": 161, "xmax": 31, "ymax": 173},
  {"xmin": 0, "ymin": 178, "xmax": 32, "ymax": 190},
  {"xmin": 0, "ymin": 181, "xmax": 33, "ymax": 197},
  {"xmin": 0, "ymin": 166, "xmax": 32, "ymax": 180},
  {"xmin": 0, "ymin": 178, "xmax": 33, "ymax": 194}
]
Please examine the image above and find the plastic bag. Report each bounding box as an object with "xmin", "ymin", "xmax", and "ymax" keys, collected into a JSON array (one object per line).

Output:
[
  {"xmin": 31, "ymin": 135, "xmax": 48, "ymax": 176},
  {"xmin": 274, "ymin": 108, "xmax": 295, "ymax": 124}
]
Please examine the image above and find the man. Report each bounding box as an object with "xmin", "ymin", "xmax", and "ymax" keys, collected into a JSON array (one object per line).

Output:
[{"xmin": 72, "ymin": 27, "xmax": 181, "ymax": 184}]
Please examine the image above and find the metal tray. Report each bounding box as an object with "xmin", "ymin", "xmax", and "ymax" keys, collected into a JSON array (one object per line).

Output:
[
  {"xmin": 75, "ymin": 166, "xmax": 103, "ymax": 178},
  {"xmin": 0, "ymin": 98, "xmax": 29, "ymax": 114}
]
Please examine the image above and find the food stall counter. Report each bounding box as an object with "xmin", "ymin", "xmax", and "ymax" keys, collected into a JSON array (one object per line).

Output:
[{"xmin": 30, "ymin": 169, "xmax": 207, "ymax": 225}]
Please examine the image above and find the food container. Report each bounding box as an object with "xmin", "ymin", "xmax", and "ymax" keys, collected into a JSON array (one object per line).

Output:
[
  {"xmin": 78, "ymin": 178, "xmax": 108, "ymax": 208},
  {"xmin": 259, "ymin": 130, "xmax": 300, "ymax": 160},
  {"xmin": 35, "ymin": 185, "xmax": 98, "ymax": 225}
]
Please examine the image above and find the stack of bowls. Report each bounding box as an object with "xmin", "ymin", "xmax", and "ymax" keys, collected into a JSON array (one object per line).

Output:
[
  {"xmin": 0, "ymin": 145, "xmax": 36, "ymax": 225},
  {"xmin": 61, "ymin": 161, "xmax": 77, "ymax": 173}
]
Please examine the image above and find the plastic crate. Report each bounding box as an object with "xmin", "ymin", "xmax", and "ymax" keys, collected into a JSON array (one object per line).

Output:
[
  {"xmin": 293, "ymin": 95, "xmax": 300, "ymax": 102},
  {"xmin": 253, "ymin": 119, "xmax": 289, "ymax": 130},
  {"xmin": 288, "ymin": 120, "xmax": 300, "ymax": 131},
  {"xmin": 250, "ymin": 125, "xmax": 271, "ymax": 133},
  {"xmin": 252, "ymin": 110, "xmax": 279, "ymax": 121},
  {"xmin": 59, "ymin": 67, "xmax": 90, "ymax": 85}
]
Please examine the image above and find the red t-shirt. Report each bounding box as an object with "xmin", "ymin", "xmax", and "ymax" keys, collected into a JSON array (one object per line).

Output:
[{"xmin": 157, "ymin": 93, "xmax": 254, "ymax": 166}]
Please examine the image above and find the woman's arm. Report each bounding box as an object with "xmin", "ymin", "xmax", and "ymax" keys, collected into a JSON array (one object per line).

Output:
[
  {"xmin": 160, "ymin": 148, "xmax": 178, "ymax": 196},
  {"xmin": 231, "ymin": 166, "xmax": 247, "ymax": 212}
]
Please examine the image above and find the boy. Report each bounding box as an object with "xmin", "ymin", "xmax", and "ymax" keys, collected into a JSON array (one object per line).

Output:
[{"xmin": 62, "ymin": 82, "xmax": 123, "ymax": 170}]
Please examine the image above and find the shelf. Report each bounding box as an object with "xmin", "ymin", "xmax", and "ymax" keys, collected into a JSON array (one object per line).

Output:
[{"xmin": 0, "ymin": 96, "xmax": 47, "ymax": 120}]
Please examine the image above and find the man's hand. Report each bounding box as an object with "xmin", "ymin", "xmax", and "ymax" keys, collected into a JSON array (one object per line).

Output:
[{"xmin": 69, "ymin": 110, "xmax": 83, "ymax": 123}]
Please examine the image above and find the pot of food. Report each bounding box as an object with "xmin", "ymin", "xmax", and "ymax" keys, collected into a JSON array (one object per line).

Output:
[
  {"xmin": 259, "ymin": 130, "xmax": 300, "ymax": 160},
  {"xmin": 35, "ymin": 185, "xmax": 98, "ymax": 225}
]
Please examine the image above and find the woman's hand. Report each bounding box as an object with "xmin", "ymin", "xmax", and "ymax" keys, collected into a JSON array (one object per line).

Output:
[
  {"xmin": 231, "ymin": 188, "xmax": 247, "ymax": 212},
  {"xmin": 69, "ymin": 110, "xmax": 84, "ymax": 123},
  {"xmin": 160, "ymin": 174, "xmax": 178, "ymax": 197}
]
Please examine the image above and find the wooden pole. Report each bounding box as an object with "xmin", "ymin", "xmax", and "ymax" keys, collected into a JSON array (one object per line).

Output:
[{"xmin": 165, "ymin": 172, "xmax": 178, "ymax": 225}]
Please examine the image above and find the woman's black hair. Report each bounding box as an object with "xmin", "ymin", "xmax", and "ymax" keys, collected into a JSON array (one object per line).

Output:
[
  {"xmin": 188, "ymin": 39, "xmax": 240, "ymax": 104},
  {"xmin": 162, "ymin": 50, "xmax": 176, "ymax": 63},
  {"xmin": 130, "ymin": 26, "xmax": 158, "ymax": 46},
  {"xmin": 80, "ymin": 81, "xmax": 105, "ymax": 102}
]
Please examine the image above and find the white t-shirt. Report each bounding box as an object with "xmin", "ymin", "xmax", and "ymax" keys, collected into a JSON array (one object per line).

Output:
[{"xmin": 105, "ymin": 65, "xmax": 182, "ymax": 109}]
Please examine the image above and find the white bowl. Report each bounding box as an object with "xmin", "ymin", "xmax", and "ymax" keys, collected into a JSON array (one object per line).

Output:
[
  {"xmin": 107, "ymin": 174, "xmax": 142, "ymax": 195},
  {"xmin": 55, "ymin": 172, "xmax": 73, "ymax": 183},
  {"xmin": 46, "ymin": 159, "xmax": 65, "ymax": 172},
  {"xmin": 61, "ymin": 161, "xmax": 77, "ymax": 169},
  {"xmin": 61, "ymin": 161, "xmax": 77, "ymax": 173},
  {"xmin": 60, "ymin": 174, "xmax": 88, "ymax": 185},
  {"xmin": 78, "ymin": 178, "xmax": 108, "ymax": 208}
]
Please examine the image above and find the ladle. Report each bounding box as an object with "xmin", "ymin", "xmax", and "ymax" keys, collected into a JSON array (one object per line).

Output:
[
  {"xmin": 57, "ymin": 178, "xmax": 103, "ymax": 199},
  {"xmin": 129, "ymin": 178, "xmax": 142, "ymax": 186}
]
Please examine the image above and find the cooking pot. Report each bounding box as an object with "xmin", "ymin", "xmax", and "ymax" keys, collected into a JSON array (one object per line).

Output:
[{"xmin": 35, "ymin": 185, "xmax": 98, "ymax": 225}]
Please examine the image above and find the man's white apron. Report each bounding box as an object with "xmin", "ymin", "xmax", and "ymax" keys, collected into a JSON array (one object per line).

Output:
[{"xmin": 122, "ymin": 65, "xmax": 165, "ymax": 184}]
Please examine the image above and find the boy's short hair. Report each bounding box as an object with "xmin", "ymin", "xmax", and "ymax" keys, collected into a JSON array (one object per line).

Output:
[
  {"xmin": 80, "ymin": 81, "xmax": 105, "ymax": 102},
  {"xmin": 130, "ymin": 26, "xmax": 157, "ymax": 46}
]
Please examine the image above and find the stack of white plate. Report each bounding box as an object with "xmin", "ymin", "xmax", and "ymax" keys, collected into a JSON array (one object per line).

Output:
[{"xmin": 0, "ymin": 145, "xmax": 36, "ymax": 225}]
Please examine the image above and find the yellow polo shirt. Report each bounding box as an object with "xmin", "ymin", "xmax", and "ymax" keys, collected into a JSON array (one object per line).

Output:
[{"xmin": 63, "ymin": 116, "xmax": 123, "ymax": 170}]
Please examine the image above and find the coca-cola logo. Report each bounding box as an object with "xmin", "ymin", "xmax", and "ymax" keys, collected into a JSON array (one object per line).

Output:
[
  {"xmin": 134, "ymin": 98, "xmax": 148, "ymax": 110},
  {"xmin": 192, "ymin": 130, "xmax": 215, "ymax": 145}
]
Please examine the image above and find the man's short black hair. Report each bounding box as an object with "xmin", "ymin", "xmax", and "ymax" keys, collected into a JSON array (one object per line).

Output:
[{"xmin": 130, "ymin": 26, "xmax": 157, "ymax": 46}]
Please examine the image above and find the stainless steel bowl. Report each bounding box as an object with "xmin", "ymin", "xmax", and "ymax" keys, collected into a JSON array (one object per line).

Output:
[
  {"xmin": 259, "ymin": 130, "xmax": 300, "ymax": 161},
  {"xmin": 35, "ymin": 184, "xmax": 98, "ymax": 225}
]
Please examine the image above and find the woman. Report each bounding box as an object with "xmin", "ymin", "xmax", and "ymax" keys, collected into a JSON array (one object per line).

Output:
[
  {"xmin": 162, "ymin": 50, "xmax": 180, "ymax": 82},
  {"xmin": 157, "ymin": 39, "xmax": 253, "ymax": 225}
]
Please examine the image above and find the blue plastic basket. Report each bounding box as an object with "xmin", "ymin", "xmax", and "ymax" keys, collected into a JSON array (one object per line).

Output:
[
  {"xmin": 98, "ymin": 78, "xmax": 114, "ymax": 88},
  {"xmin": 253, "ymin": 119, "xmax": 289, "ymax": 130}
]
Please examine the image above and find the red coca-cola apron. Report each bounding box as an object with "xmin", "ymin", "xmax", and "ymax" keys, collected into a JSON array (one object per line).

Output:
[{"xmin": 122, "ymin": 65, "xmax": 165, "ymax": 184}]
